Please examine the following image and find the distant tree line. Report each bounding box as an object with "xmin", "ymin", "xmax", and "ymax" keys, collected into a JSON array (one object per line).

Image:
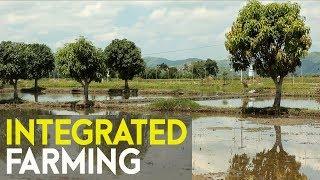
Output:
[{"xmin": 141, "ymin": 59, "xmax": 219, "ymax": 79}]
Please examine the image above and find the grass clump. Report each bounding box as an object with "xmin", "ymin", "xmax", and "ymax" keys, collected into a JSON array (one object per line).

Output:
[{"xmin": 149, "ymin": 98, "xmax": 200, "ymax": 111}]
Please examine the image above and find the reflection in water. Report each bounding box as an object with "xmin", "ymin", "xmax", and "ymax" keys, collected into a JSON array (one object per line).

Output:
[
  {"xmin": 80, "ymin": 112, "xmax": 151, "ymax": 175},
  {"xmin": 241, "ymin": 97, "xmax": 249, "ymax": 111},
  {"xmin": 122, "ymin": 91, "xmax": 131, "ymax": 100},
  {"xmin": 34, "ymin": 92, "xmax": 39, "ymax": 102},
  {"xmin": 197, "ymin": 97, "xmax": 320, "ymax": 110},
  {"xmin": 226, "ymin": 126, "xmax": 306, "ymax": 179},
  {"xmin": 222, "ymin": 99, "xmax": 228, "ymax": 105},
  {"xmin": 192, "ymin": 116, "xmax": 320, "ymax": 179},
  {"xmin": 0, "ymin": 92, "xmax": 173, "ymax": 103}
]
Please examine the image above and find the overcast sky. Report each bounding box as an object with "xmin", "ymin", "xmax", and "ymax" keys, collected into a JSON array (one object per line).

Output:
[{"xmin": 0, "ymin": 1, "xmax": 319, "ymax": 60}]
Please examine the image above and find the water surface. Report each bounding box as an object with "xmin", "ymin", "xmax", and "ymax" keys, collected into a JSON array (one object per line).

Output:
[
  {"xmin": 0, "ymin": 92, "xmax": 172, "ymax": 103},
  {"xmin": 0, "ymin": 109, "xmax": 191, "ymax": 180},
  {"xmin": 196, "ymin": 97, "xmax": 320, "ymax": 110},
  {"xmin": 193, "ymin": 116, "xmax": 320, "ymax": 179}
]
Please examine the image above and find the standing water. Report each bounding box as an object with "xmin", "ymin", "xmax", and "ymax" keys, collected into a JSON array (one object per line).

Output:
[{"xmin": 193, "ymin": 116, "xmax": 320, "ymax": 179}]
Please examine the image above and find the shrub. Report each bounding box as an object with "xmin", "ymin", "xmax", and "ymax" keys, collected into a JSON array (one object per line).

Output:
[{"xmin": 149, "ymin": 98, "xmax": 200, "ymax": 111}]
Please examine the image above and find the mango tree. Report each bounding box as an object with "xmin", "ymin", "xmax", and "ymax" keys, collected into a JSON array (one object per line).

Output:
[
  {"xmin": 26, "ymin": 43, "xmax": 55, "ymax": 91},
  {"xmin": 205, "ymin": 59, "xmax": 219, "ymax": 77},
  {"xmin": 0, "ymin": 41, "xmax": 28, "ymax": 100},
  {"xmin": 191, "ymin": 61, "xmax": 206, "ymax": 78},
  {"xmin": 104, "ymin": 39, "xmax": 145, "ymax": 91},
  {"xmin": 225, "ymin": 0, "xmax": 311, "ymax": 109},
  {"xmin": 55, "ymin": 37, "xmax": 105, "ymax": 106}
]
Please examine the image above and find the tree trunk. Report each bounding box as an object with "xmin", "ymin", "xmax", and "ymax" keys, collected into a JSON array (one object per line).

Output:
[
  {"xmin": 34, "ymin": 78, "xmax": 38, "ymax": 89},
  {"xmin": 273, "ymin": 77, "xmax": 283, "ymax": 109},
  {"xmin": 83, "ymin": 82, "xmax": 89, "ymax": 105},
  {"xmin": 273, "ymin": 125, "xmax": 283, "ymax": 151},
  {"xmin": 34, "ymin": 93, "xmax": 39, "ymax": 102},
  {"xmin": 124, "ymin": 79, "xmax": 129, "ymax": 91},
  {"xmin": 13, "ymin": 79, "xmax": 18, "ymax": 100}
]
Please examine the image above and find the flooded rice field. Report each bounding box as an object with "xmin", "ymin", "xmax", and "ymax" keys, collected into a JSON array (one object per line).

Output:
[
  {"xmin": 2, "ymin": 92, "xmax": 320, "ymax": 112},
  {"xmin": 0, "ymin": 92, "xmax": 172, "ymax": 103},
  {"xmin": 196, "ymin": 97, "xmax": 320, "ymax": 110},
  {"xmin": 1, "ymin": 101, "xmax": 320, "ymax": 179},
  {"xmin": 193, "ymin": 116, "xmax": 320, "ymax": 179}
]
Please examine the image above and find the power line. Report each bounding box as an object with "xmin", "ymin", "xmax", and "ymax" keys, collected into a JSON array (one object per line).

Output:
[{"xmin": 143, "ymin": 43, "xmax": 224, "ymax": 56}]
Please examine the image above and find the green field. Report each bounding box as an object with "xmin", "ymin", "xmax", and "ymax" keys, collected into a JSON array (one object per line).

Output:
[{"xmin": 6, "ymin": 76, "xmax": 318, "ymax": 95}]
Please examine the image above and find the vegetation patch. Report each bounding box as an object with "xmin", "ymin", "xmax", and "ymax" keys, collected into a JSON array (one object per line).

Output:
[
  {"xmin": 65, "ymin": 100, "xmax": 95, "ymax": 108},
  {"xmin": 0, "ymin": 98, "xmax": 25, "ymax": 104},
  {"xmin": 244, "ymin": 127, "xmax": 272, "ymax": 132},
  {"xmin": 206, "ymin": 126, "xmax": 233, "ymax": 131},
  {"xmin": 20, "ymin": 87, "xmax": 46, "ymax": 93},
  {"xmin": 242, "ymin": 107, "xmax": 291, "ymax": 116},
  {"xmin": 149, "ymin": 98, "xmax": 200, "ymax": 111}
]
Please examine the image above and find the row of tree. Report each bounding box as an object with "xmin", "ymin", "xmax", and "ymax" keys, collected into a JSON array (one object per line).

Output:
[
  {"xmin": 0, "ymin": 37, "xmax": 220, "ymax": 105},
  {"xmin": 0, "ymin": 0, "xmax": 313, "ymax": 111},
  {"xmin": 56, "ymin": 37, "xmax": 145, "ymax": 105},
  {"xmin": 141, "ymin": 59, "xmax": 219, "ymax": 79},
  {"xmin": 0, "ymin": 37, "xmax": 145, "ymax": 105},
  {"xmin": 0, "ymin": 42, "xmax": 54, "ymax": 99}
]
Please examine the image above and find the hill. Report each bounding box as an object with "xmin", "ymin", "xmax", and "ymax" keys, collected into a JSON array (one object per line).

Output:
[
  {"xmin": 143, "ymin": 57, "xmax": 203, "ymax": 68},
  {"xmin": 298, "ymin": 52, "xmax": 320, "ymax": 75},
  {"xmin": 143, "ymin": 52, "xmax": 320, "ymax": 75}
]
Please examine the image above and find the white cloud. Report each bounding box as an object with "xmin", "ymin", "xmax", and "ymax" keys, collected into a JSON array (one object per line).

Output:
[
  {"xmin": 149, "ymin": 8, "xmax": 167, "ymax": 21},
  {"xmin": 0, "ymin": 1, "xmax": 318, "ymax": 60},
  {"xmin": 78, "ymin": 2, "xmax": 103, "ymax": 17},
  {"xmin": 6, "ymin": 13, "xmax": 39, "ymax": 24},
  {"xmin": 94, "ymin": 31, "xmax": 123, "ymax": 42}
]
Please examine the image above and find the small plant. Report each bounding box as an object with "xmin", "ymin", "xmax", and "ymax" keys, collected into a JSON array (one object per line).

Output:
[
  {"xmin": 149, "ymin": 98, "xmax": 200, "ymax": 111},
  {"xmin": 222, "ymin": 71, "xmax": 229, "ymax": 85}
]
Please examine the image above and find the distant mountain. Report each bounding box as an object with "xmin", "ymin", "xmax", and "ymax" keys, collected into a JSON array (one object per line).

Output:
[
  {"xmin": 298, "ymin": 52, "xmax": 320, "ymax": 75},
  {"xmin": 143, "ymin": 52, "xmax": 320, "ymax": 75},
  {"xmin": 143, "ymin": 57, "xmax": 203, "ymax": 68},
  {"xmin": 143, "ymin": 57, "xmax": 231, "ymax": 69}
]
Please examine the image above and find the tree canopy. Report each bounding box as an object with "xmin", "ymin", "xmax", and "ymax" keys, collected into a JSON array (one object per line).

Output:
[
  {"xmin": 225, "ymin": 0, "xmax": 311, "ymax": 108},
  {"xmin": 0, "ymin": 41, "xmax": 29, "ymax": 99},
  {"xmin": 191, "ymin": 61, "xmax": 207, "ymax": 78},
  {"xmin": 26, "ymin": 43, "xmax": 55, "ymax": 89},
  {"xmin": 55, "ymin": 37, "xmax": 105, "ymax": 105},
  {"xmin": 226, "ymin": 126, "xmax": 306, "ymax": 179},
  {"xmin": 104, "ymin": 39, "xmax": 144, "ymax": 90},
  {"xmin": 205, "ymin": 58, "xmax": 219, "ymax": 77}
]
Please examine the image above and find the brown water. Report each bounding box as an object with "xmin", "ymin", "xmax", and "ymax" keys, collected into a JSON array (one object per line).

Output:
[{"xmin": 192, "ymin": 116, "xmax": 320, "ymax": 179}]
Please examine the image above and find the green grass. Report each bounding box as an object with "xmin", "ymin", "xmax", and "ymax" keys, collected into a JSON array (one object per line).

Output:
[
  {"xmin": 3, "ymin": 76, "xmax": 319, "ymax": 95},
  {"xmin": 149, "ymin": 98, "xmax": 200, "ymax": 111}
]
